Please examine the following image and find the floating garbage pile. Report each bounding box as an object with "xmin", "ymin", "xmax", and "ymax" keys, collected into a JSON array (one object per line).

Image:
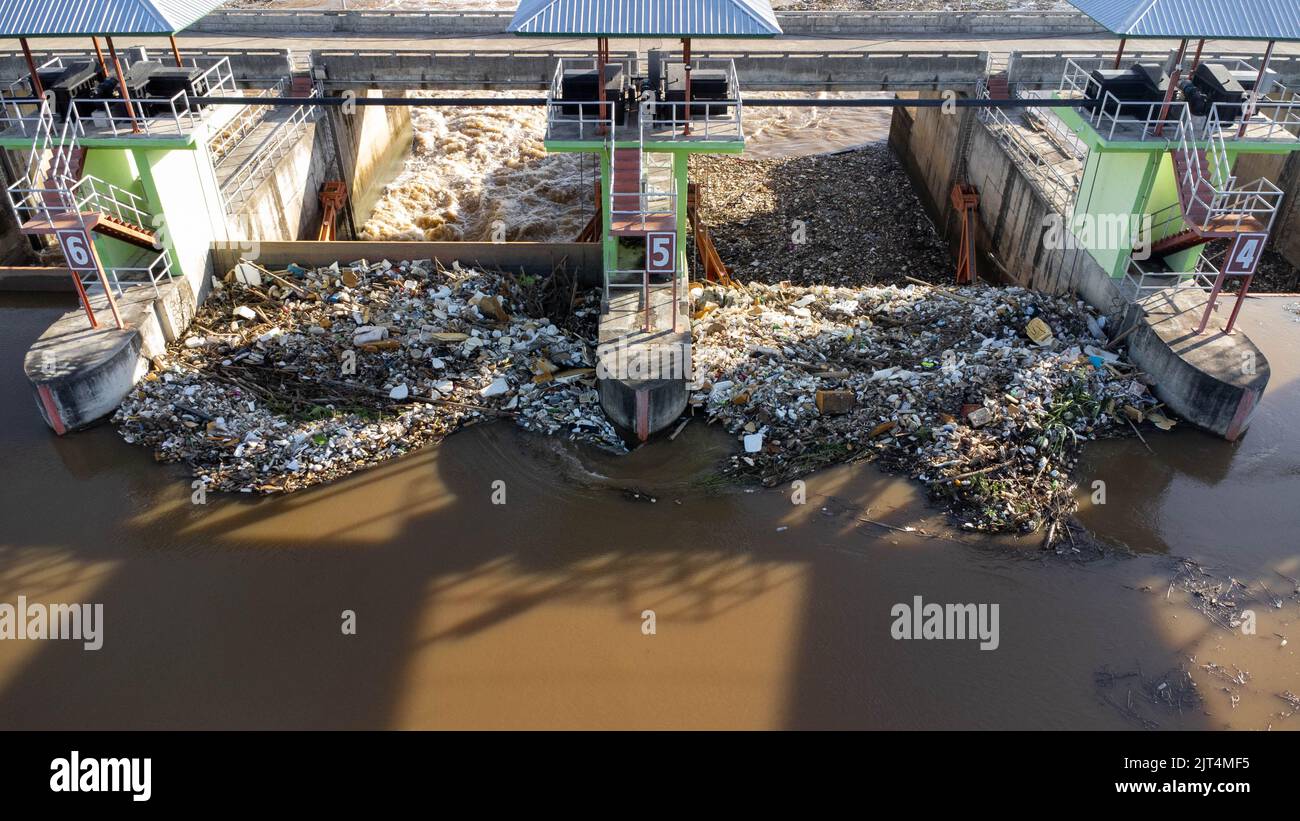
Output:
[
  {"xmin": 692, "ymin": 145, "xmax": 951, "ymax": 287},
  {"xmin": 113, "ymin": 259, "xmax": 623, "ymax": 494},
  {"xmin": 689, "ymin": 279, "xmax": 1169, "ymax": 538}
]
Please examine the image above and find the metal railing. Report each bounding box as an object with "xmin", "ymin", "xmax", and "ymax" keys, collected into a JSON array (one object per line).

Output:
[
  {"xmin": 1059, "ymin": 57, "xmax": 1300, "ymax": 144},
  {"xmin": 208, "ymin": 77, "xmax": 287, "ymax": 164},
  {"xmin": 607, "ymin": 110, "xmax": 677, "ymax": 234},
  {"xmin": 648, "ymin": 59, "xmax": 744, "ymax": 141},
  {"xmin": 1086, "ymin": 91, "xmax": 1184, "ymax": 141},
  {"xmin": 2, "ymin": 56, "xmax": 237, "ymax": 139},
  {"xmin": 977, "ymin": 78, "xmax": 1077, "ymax": 215},
  {"xmin": 603, "ymin": 109, "xmax": 684, "ymax": 336},
  {"xmin": 1208, "ymin": 98, "xmax": 1300, "ymax": 141},
  {"xmin": 0, "ymin": 95, "xmax": 48, "ymax": 136},
  {"xmin": 3, "ymin": 55, "xmax": 64, "ymax": 98},
  {"xmin": 1170, "ymin": 105, "xmax": 1283, "ymax": 237},
  {"xmin": 1123, "ymin": 256, "xmax": 1217, "ymax": 298},
  {"xmin": 545, "ymin": 58, "xmax": 616, "ymax": 141},
  {"xmin": 71, "ymin": 88, "xmax": 200, "ymax": 137},
  {"xmin": 191, "ymin": 56, "xmax": 237, "ymax": 97},
  {"xmin": 603, "ymin": 266, "xmax": 687, "ymax": 337},
  {"xmin": 545, "ymin": 57, "xmax": 744, "ymax": 142},
  {"xmin": 110, "ymin": 247, "xmax": 176, "ymax": 299},
  {"xmin": 219, "ymin": 88, "xmax": 319, "ymax": 212},
  {"xmin": 6, "ymin": 100, "xmax": 82, "ymax": 224}
]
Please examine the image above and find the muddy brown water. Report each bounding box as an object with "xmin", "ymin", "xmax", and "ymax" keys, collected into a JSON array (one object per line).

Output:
[{"xmin": 1, "ymin": 293, "xmax": 1298, "ymax": 730}]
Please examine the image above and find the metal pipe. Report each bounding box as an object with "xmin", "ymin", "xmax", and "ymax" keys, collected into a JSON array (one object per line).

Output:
[
  {"xmin": 180, "ymin": 95, "xmax": 1103, "ymax": 108},
  {"xmin": 91, "ymin": 37, "xmax": 109, "ymax": 76},
  {"xmin": 1190, "ymin": 38, "xmax": 1205, "ymax": 71},
  {"xmin": 20, "ymin": 38, "xmax": 43, "ymax": 98},
  {"xmin": 1224, "ymin": 275, "xmax": 1253, "ymax": 334},
  {"xmin": 105, "ymin": 36, "xmax": 140, "ymax": 134},
  {"xmin": 169, "ymin": 35, "xmax": 184, "ymax": 68},
  {"xmin": 596, "ymin": 36, "xmax": 607, "ymax": 135},
  {"xmin": 1154, "ymin": 38, "xmax": 1187, "ymax": 137},
  {"xmin": 1196, "ymin": 270, "xmax": 1225, "ymax": 334},
  {"xmin": 682, "ymin": 37, "xmax": 691, "ymax": 136},
  {"xmin": 70, "ymin": 272, "xmax": 97, "ymax": 328},
  {"xmin": 1113, "ymin": 37, "xmax": 1126, "ymax": 69},
  {"xmin": 1240, "ymin": 39, "xmax": 1275, "ymax": 138}
]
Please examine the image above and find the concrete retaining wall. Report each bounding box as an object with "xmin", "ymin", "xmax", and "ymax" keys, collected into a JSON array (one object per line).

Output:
[
  {"xmin": 338, "ymin": 93, "xmax": 413, "ymax": 222},
  {"xmin": 212, "ymin": 240, "xmax": 601, "ymax": 283},
  {"xmin": 227, "ymin": 94, "xmax": 412, "ymax": 244},
  {"xmin": 890, "ymin": 101, "xmax": 1126, "ymax": 312},
  {"xmin": 1234, "ymin": 149, "xmax": 1300, "ymax": 269},
  {"xmin": 189, "ymin": 9, "xmax": 1105, "ymax": 37},
  {"xmin": 228, "ymin": 119, "xmax": 332, "ymax": 243},
  {"xmin": 313, "ymin": 49, "xmax": 988, "ymax": 90}
]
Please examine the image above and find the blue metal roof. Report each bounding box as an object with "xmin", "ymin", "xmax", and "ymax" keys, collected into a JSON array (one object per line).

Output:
[
  {"xmin": 508, "ymin": 0, "xmax": 782, "ymax": 37},
  {"xmin": 1068, "ymin": 0, "xmax": 1300, "ymax": 41},
  {"xmin": 0, "ymin": 0, "xmax": 225, "ymax": 37}
]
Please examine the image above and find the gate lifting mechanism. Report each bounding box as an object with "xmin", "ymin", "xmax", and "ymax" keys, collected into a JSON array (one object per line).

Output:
[{"xmin": 950, "ymin": 183, "xmax": 980, "ymax": 286}]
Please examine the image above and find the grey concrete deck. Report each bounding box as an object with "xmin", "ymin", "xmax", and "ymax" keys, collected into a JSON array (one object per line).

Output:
[{"xmin": 213, "ymin": 105, "xmax": 297, "ymax": 189}]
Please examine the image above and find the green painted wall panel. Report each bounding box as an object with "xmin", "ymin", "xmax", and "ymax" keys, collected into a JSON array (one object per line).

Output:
[
  {"xmin": 137, "ymin": 143, "xmax": 231, "ymax": 295},
  {"xmin": 1071, "ymin": 149, "xmax": 1156, "ymax": 277}
]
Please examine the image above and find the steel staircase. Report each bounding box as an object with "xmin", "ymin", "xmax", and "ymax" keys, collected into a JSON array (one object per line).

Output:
[
  {"xmin": 6, "ymin": 100, "xmax": 174, "ymax": 329},
  {"xmin": 1146, "ymin": 108, "xmax": 1280, "ymax": 260},
  {"xmin": 1128, "ymin": 106, "xmax": 1284, "ymax": 333},
  {"xmin": 601, "ymin": 113, "xmax": 685, "ymax": 338},
  {"xmin": 607, "ymin": 110, "xmax": 676, "ymax": 236},
  {"xmin": 608, "ymin": 147, "xmax": 675, "ymax": 235}
]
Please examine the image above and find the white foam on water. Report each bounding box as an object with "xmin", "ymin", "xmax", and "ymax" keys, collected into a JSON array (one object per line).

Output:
[
  {"xmin": 361, "ymin": 91, "xmax": 895, "ymax": 243},
  {"xmin": 361, "ymin": 91, "xmax": 597, "ymax": 243}
]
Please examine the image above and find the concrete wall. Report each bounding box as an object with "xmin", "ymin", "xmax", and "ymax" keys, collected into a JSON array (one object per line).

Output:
[
  {"xmin": 189, "ymin": 9, "xmax": 1104, "ymax": 37},
  {"xmin": 140, "ymin": 143, "xmax": 232, "ymax": 302},
  {"xmin": 212, "ymin": 240, "xmax": 601, "ymax": 284},
  {"xmin": 228, "ymin": 120, "xmax": 330, "ymax": 243},
  {"xmin": 891, "ymin": 102, "xmax": 1127, "ymax": 314},
  {"xmin": 227, "ymin": 95, "xmax": 412, "ymax": 244},
  {"xmin": 1234, "ymin": 149, "xmax": 1300, "ymax": 269},
  {"xmin": 333, "ymin": 92, "xmax": 413, "ymax": 225},
  {"xmin": 0, "ymin": 151, "xmax": 35, "ymax": 265}
]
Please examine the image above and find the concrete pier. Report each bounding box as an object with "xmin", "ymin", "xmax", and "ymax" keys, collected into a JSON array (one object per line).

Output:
[
  {"xmin": 596, "ymin": 285, "xmax": 691, "ymax": 439},
  {"xmin": 890, "ymin": 100, "xmax": 1274, "ymax": 440},
  {"xmin": 23, "ymin": 280, "xmax": 194, "ymax": 434}
]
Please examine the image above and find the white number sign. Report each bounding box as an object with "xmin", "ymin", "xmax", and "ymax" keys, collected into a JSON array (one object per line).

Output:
[
  {"xmin": 55, "ymin": 229, "xmax": 96, "ymax": 272},
  {"xmin": 1224, "ymin": 232, "xmax": 1268, "ymax": 276},
  {"xmin": 646, "ymin": 231, "xmax": 675, "ymax": 275}
]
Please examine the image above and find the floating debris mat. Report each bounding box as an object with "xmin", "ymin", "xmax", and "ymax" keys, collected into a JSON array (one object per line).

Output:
[
  {"xmin": 689, "ymin": 279, "xmax": 1165, "ymax": 537},
  {"xmin": 114, "ymin": 259, "xmax": 623, "ymax": 494}
]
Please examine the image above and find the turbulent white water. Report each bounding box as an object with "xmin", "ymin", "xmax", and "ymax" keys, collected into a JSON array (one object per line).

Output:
[
  {"xmin": 360, "ymin": 91, "xmax": 894, "ymax": 243},
  {"xmin": 361, "ymin": 96, "xmax": 598, "ymax": 243}
]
